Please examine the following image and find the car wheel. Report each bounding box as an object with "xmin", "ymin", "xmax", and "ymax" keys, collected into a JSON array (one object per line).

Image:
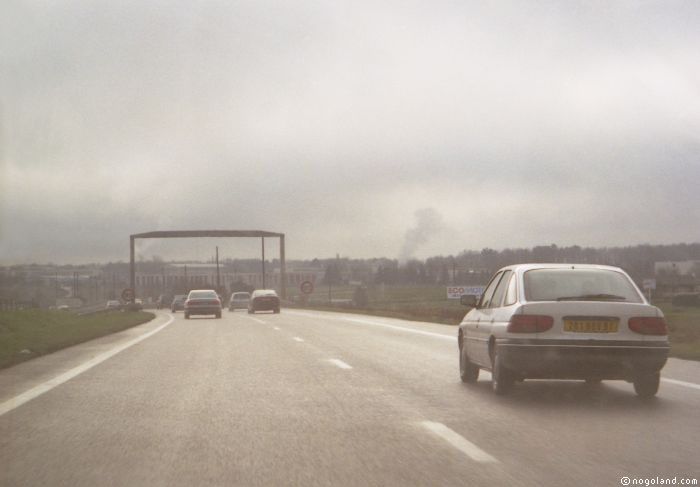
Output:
[
  {"xmin": 491, "ymin": 347, "xmax": 514, "ymax": 395},
  {"xmin": 273, "ymin": 308, "xmax": 280, "ymax": 314},
  {"xmin": 248, "ymin": 309, "xmax": 253, "ymax": 314},
  {"xmin": 216, "ymin": 312, "xmax": 221, "ymax": 319},
  {"xmin": 184, "ymin": 312, "xmax": 190, "ymax": 319},
  {"xmin": 459, "ymin": 343, "xmax": 479, "ymax": 384},
  {"xmin": 633, "ymin": 372, "xmax": 660, "ymax": 398}
]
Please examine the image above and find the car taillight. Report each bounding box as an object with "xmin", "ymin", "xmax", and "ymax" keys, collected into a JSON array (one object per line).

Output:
[
  {"xmin": 507, "ymin": 315, "xmax": 554, "ymax": 333},
  {"xmin": 628, "ymin": 317, "xmax": 667, "ymax": 335}
]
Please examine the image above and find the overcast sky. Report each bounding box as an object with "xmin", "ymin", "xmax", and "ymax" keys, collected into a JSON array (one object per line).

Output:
[{"xmin": 1, "ymin": 0, "xmax": 699, "ymax": 264}]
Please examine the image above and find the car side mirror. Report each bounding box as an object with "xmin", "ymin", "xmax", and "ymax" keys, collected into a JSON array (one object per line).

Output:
[{"xmin": 460, "ymin": 294, "xmax": 478, "ymax": 308}]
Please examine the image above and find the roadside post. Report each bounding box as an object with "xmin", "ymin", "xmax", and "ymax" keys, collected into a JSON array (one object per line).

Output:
[{"xmin": 642, "ymin": 278, "xmax": 656, "ymax": 303}]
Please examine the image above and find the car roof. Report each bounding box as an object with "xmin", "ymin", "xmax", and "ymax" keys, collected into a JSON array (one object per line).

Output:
[
  {"xmin": 252, "ymin": 289, "xmax": 278, "ymax": 296},
  {"xmin": 188, "ymin": 289, "xmax": 217, "ymax": 293},
  {"xmin": 497, "ymin": 263, "xmax": 626, "ymax": 273}
]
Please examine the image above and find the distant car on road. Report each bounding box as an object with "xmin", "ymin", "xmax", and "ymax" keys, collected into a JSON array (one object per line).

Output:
[
  {"xmin": 458, "ymin": 263, "xmax": 669, "ymax": 398},
  {"xmin": 106, "ymin": 300, "xmax": 121, "ymax": 310},
  {"xmin": 184, "ymin": 289, "xmax": 222, "ymax": 319},
  {"xmin": 171, "ymin": 295, "xmax": 187, "ymax": 313},
  {"xmin": 156, "ymin": 295, "xmax": 172, "ymax": 309},
  {"xmin": 248, "ymin": 290, "xmax": 280, "ymax": 314},
  {"xmin": 228, "ymin": 292, "xmax": 251, "ymax": 311}
]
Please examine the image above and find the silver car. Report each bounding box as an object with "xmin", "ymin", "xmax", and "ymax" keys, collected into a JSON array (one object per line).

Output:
[{"xmin": 458, "ymin": 264, "xmax": 669, "ymax": 397}]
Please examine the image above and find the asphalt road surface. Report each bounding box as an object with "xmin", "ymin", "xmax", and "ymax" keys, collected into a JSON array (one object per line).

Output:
[{"xmin": 1, "ymin": 309, "xmax": 698, "ymax": 486}]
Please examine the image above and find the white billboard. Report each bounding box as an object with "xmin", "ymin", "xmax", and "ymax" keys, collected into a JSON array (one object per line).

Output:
[{"xmin": 447, "ymin": 286, "xmax": 485, "ymax": 299}]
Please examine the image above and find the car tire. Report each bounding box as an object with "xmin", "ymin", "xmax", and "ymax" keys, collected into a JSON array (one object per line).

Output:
[
  {"xmin": 184, "ymin": 312, "xmax": 190, "ymax": 319},
  {"xmin": 633, "ymin": 372, "xmax": 660, "ymax": 398},
  {"xmin": 491, "ymin": 347, "xmax": 514, "ymax": 395},
  {"xmin": 459, "ymin": 343, "xmax": 479, "ymax": 384},
  {"xmin": 273, "ymin": 308, "xmax": 280, "ymax": 314},
  {"xmin": 216, "ymin": 312, "xmax": 221, "ymax": 319},
  {"xmin": 248, "ymin": 309, "xmax": 253, "ymax": 314}
]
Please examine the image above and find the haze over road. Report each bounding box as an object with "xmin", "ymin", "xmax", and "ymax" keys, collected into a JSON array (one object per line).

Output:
[{"xmin": 1, "ymin": 310, "xmax": 698, "ymax": 486}]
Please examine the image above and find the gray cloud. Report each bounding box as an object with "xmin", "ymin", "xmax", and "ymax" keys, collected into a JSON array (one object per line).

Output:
[{"xmin": 1, "ymin": 0, "xmax": 699, "ymax": 264}]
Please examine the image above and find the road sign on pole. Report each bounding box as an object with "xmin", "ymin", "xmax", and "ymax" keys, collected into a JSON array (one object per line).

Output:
[{"xmin": 300, "ymin": 281, "xmax": 314, "ymax": 294}]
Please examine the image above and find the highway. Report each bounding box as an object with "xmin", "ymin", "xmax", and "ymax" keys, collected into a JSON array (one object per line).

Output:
[{"xmin": 1, "ymin": 309, "xmax": 698, "ymax": 486}]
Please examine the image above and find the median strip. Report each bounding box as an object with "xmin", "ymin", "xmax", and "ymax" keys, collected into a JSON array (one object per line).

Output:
[
  {"xmin": 0, "ymin": 314, "xmax": 174, "ymax": 417},
  {"xmin": 420, "ymin": 421, "xmax": 499, "ymax": 464}
]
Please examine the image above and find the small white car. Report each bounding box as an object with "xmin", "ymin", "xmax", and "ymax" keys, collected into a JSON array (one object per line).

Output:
[
  {"xmin": 228, "ymin": 292, "xmax": 251, "ymax": 311},
  {"xmin": 458, "ymin": 264, "xmax": 669, "ymax": 397}
]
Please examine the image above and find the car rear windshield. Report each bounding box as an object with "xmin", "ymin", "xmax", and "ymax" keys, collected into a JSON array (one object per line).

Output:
[
  {"xmin": 188, "ymin": 291, "xmax": 217, "ymax": 299},
  {"xmin": 523, "ymin": 268, "xmax": 643, "ymax": 303},
  {"xmin": 233, "ymin": 293, "xmax": 250, "ymax": 299}
]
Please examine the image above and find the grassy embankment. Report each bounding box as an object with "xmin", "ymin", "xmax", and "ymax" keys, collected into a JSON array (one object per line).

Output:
[
  {"xmin": 291, "ymin": 285, "xmax": 700, "ymax": 361},
  {"xmin": 0, "ymin": 310, "xmax": 155, "ymax": 369}
]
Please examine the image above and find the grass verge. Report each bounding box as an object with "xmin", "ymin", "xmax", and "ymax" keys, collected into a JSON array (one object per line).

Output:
[
  {"xmin": 657, "ymin": 303, "xmax": 700, "ymax": 361},
  {"xmin": 0, "ymin": 310, "xmax": 155, "ymax": 369}
]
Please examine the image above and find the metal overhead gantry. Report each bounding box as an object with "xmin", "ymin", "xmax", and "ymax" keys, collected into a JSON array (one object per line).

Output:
[{"xmin": 129, "ymin": 230, "xmax": 286, "ymax": 299}]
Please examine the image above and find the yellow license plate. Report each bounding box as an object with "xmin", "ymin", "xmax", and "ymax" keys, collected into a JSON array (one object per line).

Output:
[{"xmin": 564, "ymin": 319, "xmax": 619, "ymax": 333}]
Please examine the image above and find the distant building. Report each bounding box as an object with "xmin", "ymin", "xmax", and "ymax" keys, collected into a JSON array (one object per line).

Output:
[{"xmin": 128, "ymin": 263, "xmax": 321, "ymax": 298}]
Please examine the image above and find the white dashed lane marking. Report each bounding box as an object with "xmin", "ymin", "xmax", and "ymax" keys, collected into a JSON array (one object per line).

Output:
[
  {"xmin": 420, "ymin": 421, "xmax": 499, "ymax": 464},
  {"xmin": 327, "ymin": 359, "xmax": 352, "ymax": 370}
]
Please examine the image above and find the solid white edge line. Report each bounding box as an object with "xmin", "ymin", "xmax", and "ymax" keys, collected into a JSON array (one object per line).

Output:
[
  {"xmin": 0, "ymin": 314, "xmax": 175, "ymax": 417},
  {"xmin": 293, "ymin": 337, "xmax": 304, "ymax": 342},
  {"xmin": 286, "ymin": 310, "xmax": 455, "ymax": 340},
  {"xmin": 248, "ymin": 317, "xmax": 267, "ymax": 324},
  {"xmin": 661, "ymin": 378, "xmax": 700, "ymax": 391},
  {"xmin": 342, "ymin": 317, "xmax": 454, "ymax": 341},
  {"xmin": 289, "ymin": 311, "xmax": 700, "ymax": 392},
  {"xmin": 328, "ymin": 359, "xmax": 352, "ymax": 370},
  {"xmin": 420, "ymin": 421, "xmax": 499, "ymax": 464}
]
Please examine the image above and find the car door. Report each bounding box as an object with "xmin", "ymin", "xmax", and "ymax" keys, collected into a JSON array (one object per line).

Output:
[
  {"xmin": 466, "ymin": 271, "xmax": 504, "ymax": 367},
  {"xmin": 477, "ymin": 270, "xmax": 513, "ymax": 366}
]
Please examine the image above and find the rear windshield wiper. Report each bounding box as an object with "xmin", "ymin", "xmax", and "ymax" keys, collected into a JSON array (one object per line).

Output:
[{"xmin": 556, "ymin": 294, "xmax": 627, "ymax": 301}]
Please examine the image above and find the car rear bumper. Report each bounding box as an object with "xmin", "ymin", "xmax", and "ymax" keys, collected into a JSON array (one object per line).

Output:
[
  {"xmin": 251, "ymin": 300, "xmax": 279, "ymax": 311},
  {"xmin": 185, "ymin": 306, "xmax": 221, "ymax": 315},
  {"xmin": 496, "ymin": 338, "xmax": 669, "ymax": 380}
]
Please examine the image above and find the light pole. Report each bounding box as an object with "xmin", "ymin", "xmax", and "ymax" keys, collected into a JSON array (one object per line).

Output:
[
  {"xmin": 216, "ymin": 246, "xmax": 220, "ymax": 292},
  {"xmin": 261, "ymin": 237, "xmax": 266, "ymax": 289}
]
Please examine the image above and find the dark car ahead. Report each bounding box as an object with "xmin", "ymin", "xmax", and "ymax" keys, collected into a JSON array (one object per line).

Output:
[
  {"xmin": 185, "ymin": 289, "xmax": 222, "ymax": 319},
  {"xmin": 170, "ymin": 295, "xmax": 187, "ymax": 312},
  {"xmin": 156, "ymin": 294, "xmax": 172, "ymax": 310},
  {"xmin": 248, "ymin": 289, "xmax": 280, "ymax": 314}
]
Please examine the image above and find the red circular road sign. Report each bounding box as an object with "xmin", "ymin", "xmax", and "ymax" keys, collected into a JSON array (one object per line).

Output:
[
  {"xmin": 121, "ymin": 288, "xmax": 135, "ymax": 301},
  {"xmin": 300, "ymin": 281, "xmax": 314, "ymax": 294}
]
